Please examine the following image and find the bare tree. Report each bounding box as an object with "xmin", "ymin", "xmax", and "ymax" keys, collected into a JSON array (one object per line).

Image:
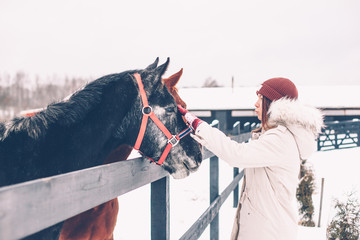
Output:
[
  {"xmin": 202, "ymin": 77, "xmax": 223, "ymax": 88},
  {"xmin": 0, "ymin": 72, "xmax": 89, "ymax": 121}
]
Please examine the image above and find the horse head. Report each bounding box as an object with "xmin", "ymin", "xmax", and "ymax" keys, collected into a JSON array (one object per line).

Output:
[
  {"xmin": 104, "ymin": 68, "xmax": 189, "ymax": 164},
  {"xmin": 118, "ymin": 58, "xmax": 202, "ymax": 179}
]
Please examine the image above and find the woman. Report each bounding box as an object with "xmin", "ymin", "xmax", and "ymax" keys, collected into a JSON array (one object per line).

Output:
[{"xmin": 178, "ymin": 77, "xmax": 323, "ymax": 240}]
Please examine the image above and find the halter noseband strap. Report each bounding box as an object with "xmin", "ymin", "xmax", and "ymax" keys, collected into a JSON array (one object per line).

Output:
[{"xmin": 133, "ymin": 73, "xmax": 192, "ymax": 165}]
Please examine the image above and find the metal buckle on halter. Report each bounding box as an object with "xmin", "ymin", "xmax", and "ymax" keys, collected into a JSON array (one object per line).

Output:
[
  {"xmin": 142, "ymin": 106, "xmax": 152, "ymax": 115},
  {"xmin": 168, "ymin": 135, "xmax": 179, "ymax": 147}
]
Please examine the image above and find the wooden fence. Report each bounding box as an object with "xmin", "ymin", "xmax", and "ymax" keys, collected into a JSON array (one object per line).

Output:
[
  {"xmin": 0, "ymin": 120, "xmax": 251, "ymax": 240},
  {"xmin": 2, "ymin": 119, "xmax": 358, "ymax": 240}
]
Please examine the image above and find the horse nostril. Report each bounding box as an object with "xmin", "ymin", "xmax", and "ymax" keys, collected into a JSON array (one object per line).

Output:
[
  {"xmin": 183, "ymin": 162, "xmax": 190, "ymax": 171},
  {"xmin": 184, "ymin": 159, "xmax": 200, "ymax": 172}
]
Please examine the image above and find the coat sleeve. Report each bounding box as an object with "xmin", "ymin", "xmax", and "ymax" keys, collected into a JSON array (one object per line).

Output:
[{"xmin": 194, "ymin": 123, "xmax": 290, "ymax": 168}]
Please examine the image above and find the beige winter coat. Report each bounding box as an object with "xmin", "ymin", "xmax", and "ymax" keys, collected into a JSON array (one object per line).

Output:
[{"xmin": 192, "ymin": 98, "xmax": 323, "ymax": 240}]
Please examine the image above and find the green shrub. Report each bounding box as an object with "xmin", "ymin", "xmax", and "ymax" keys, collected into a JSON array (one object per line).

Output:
[
  {"xmin": 297, "ymin": 160, "xmax": 316, "ymax": 227},
  {"xmin": 327, "ymin": 192, "xmax": 360, "ymax": 240}
]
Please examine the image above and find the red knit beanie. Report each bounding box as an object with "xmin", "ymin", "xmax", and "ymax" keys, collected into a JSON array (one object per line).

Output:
[{"xmin": 256, "ymin": 77, "xmax": 298, "ymax": 101}]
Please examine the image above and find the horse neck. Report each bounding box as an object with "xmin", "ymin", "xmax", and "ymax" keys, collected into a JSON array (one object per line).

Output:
[
  {"xmin": 64, "ymin": 76, "xmax": 140, "ymax": 165},
  {"xmin": 0, "ymin": 74, "xmax": 141, "ymax": 186},
  {"xmin": 23, "ymin": 74, "xmax": 140, "ymax": 170}
]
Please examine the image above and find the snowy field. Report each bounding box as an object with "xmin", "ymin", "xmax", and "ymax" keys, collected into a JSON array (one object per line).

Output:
[{"xmin": 114, "ymin": 147, "xmax": 360, "ymax": 240}]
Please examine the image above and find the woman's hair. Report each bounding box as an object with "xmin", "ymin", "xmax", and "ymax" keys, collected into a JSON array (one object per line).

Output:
[
  {"xmin": 253, "ymin": 95, "xmax": 272, "ymax": 133},
  {"xmin": 261, "ymin": 95, "xmax": 272, "ymax": 127}
]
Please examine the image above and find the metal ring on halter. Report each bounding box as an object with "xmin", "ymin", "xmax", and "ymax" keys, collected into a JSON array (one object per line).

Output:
[
  {"xmin": 142, "ymin": 106, "xmax": 152, "ymax": 115},
  {"xmin": 168, "ymin": 135, "xmax": 179, "ymax": 147}
]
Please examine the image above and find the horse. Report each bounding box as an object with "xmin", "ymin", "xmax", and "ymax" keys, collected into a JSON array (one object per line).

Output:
[
  {"xmin": 0, "ymin": 58, "xmax": 202, "ymax": 240},
  {"xmin": 58, "ymin": 68, "xmax": 189, "ymax": 240}
]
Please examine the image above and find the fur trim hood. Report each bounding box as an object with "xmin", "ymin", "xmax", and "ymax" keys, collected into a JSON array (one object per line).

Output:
[{"xmin": 267, "ymin": 98, "xmax": 324, "ymax": 160}]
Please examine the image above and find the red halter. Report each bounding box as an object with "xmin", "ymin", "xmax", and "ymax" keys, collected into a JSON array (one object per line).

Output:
[{"xmin": 132, "ymin": 73, "xmax": 192, "ymax": 165}]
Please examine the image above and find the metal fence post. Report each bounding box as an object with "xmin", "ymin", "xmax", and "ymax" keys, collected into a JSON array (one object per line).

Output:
[
  {"xmin": 232, "ymin": 121, "xmax": 240, "ymax": 208},
  {"xmin": 151, "ymin": 176, "xmax": 170, "ymax": 240},
  {"xmin": 209, "ymin": 118, "xmax": 221, "ymax": 240},
  {"xmin": 317, "ymin": 178, "xmax": 325, "ymax": 227},
  {"xmin": 244, "ymin": 122, "xmax": 250, "ymax": 132},
  {"xmin": 210, "ymin": 155, "xmax": 219, "ymax": 240},
  {"xmin": 233, "ymin": 121, "xmax": 240, "ymax": 136}
]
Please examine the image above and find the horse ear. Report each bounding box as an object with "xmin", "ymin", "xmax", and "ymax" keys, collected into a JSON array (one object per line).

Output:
[
  {"xmin": 141, "ymin": 58, "xmax": 170, "ymax": 95},
  {"xmin": 145, "ymin": 58, "xmax": 170, "ymax": 94},
  {"xmin": 154, "ymin": 58, "xmax": 170, "ymax": 78},
  {"xmin": 145, "ymin": 57, "xmax": 159, "ymax": 70},
  {"xmin": 163, "ymin": 68, "xmax": 183, "ymax": 90}
]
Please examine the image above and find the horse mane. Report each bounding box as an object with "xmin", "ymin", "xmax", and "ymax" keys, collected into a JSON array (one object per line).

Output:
[
  {"xmin": 0, "ymin": 122, "xmax": 5, "ymax": 138},
  {"xmin": 1, "ymin": 72, "xmax": 133, "ymax": 141}
]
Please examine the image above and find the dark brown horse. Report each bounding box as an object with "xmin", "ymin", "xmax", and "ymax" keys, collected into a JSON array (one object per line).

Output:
[
  {"xmin": 0, "ymin": 59, "xmax": 202, "ymax": 240},
  {"xmin": 59, "ymin": 68, "xmax": 187, "ymax": 240}
]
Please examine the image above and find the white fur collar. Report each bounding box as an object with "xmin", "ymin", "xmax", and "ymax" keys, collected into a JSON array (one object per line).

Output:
[{"xmin": 267, "ymin": 98, "xmax": 324, "ymax": 137}]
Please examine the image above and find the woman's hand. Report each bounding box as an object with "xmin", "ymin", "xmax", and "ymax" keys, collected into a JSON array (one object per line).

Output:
[{"xmin": 177, "ymin": 105, "xmax": 204, "ymax": 131}]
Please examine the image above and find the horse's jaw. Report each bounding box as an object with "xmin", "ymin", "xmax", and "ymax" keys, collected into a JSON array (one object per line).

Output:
[
  {"xmin": 171, "ymin": 171, "xmax": 189, "ymax": 179},
  {"xmin": 161, "ymin": 144, "xmax": 202, "ymax": 179}
]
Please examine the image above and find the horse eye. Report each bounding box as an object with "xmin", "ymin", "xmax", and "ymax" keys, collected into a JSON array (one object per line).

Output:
[{"xmin": 165, "ymin": 107, "xmax": 176, "ymax": 113}]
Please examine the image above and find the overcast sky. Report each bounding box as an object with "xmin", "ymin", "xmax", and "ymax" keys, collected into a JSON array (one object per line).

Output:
[{"xmin": 0, "ymin": 0, "xmax": 359, "ymax": 88}]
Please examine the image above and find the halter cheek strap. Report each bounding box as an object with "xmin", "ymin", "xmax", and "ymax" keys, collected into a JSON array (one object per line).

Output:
[{"xmin": 132, "ymin": 73, "xmax": 192, "ymax": 165}]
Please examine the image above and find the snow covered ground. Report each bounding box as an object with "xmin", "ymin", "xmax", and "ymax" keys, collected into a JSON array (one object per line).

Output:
[{"xmin": 114, "ymin": 147, "xmax": 360, "ymax": 240}]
